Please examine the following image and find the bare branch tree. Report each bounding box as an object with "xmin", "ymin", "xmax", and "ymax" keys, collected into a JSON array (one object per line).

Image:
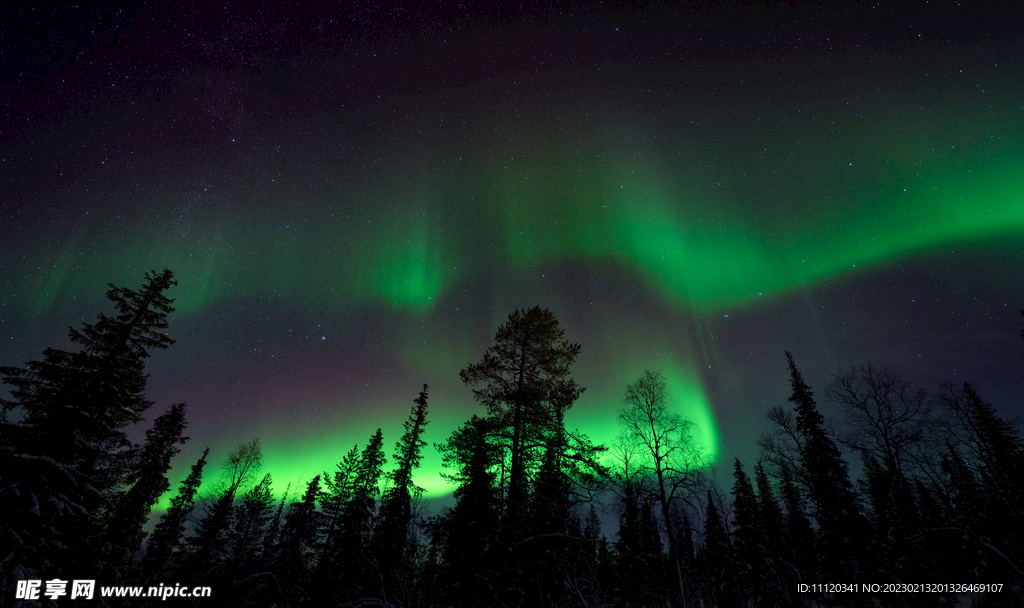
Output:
[
  {"xmin": 757, "ymin": 405, "xmax": 809, "ymax": 488},
  {"xmin": 824, "ymin": 365, "xmax": 933, "ymax": 476},
  {"xmin": 618, "ymin": 369, "xmax": 708, "ymax": 603}
]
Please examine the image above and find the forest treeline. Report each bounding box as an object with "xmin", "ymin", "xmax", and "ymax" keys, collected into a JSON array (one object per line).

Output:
[{"xmin": 1, "ymin": 270, "xmax": 1022, "ymax": 607}]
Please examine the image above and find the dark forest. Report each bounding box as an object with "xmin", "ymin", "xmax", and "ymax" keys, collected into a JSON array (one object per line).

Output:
[{"xmin": 1, "ymin": 270, "xmax": 1021, "ymax": 607}]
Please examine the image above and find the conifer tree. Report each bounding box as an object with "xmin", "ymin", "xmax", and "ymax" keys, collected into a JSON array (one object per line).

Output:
[
  {"xmin": 0, "ymin": 269, "xmax": 177, "ymax": 583},
  {"xmin": 228, "ymin": 473, "xmax": 275, "ymax": 573},
  {"xmin": 375, "ymin": 384, "xmax": 430, "ymax": 599},
  {"xmin": 143, "ymin": 447, "xmax": 209, "ymax": 577},
  {"xmin": 754, "ymin": 461, "xmax": 792, "ymax": 606},
  {"xmin": 614, "ymin": 482, "xmax": 644, "ymax": 605},
  {"xmin": 676, "ymin": 512, "xmax": 696, "ymax": 605},
  {"xmin": 939, "ymin": 383, "xmax": 1024, "ymax": 581},
  {"xmin": 187, "ymin": 438, "xmax": 263, "ymax": 582},
  {"xmin": 105, "ymin": 402, "xmax": 190, "ymax": 567},
  {"xmin": 699, "ymin": 489, "xmax": 739, "ymax": 607},
  {"xmin": 778, "ymin": 461, "xmax": 815, "ymax": 579},
  {"xmin": 260, "ymin": 482, "xmax": 291, "ymax": 569},
  {"xmin": 320, "ymin": 429, "xmax": 386, "ymax": 602},
  {"xmin": 279, "ymin": 476, "xmax": 320, "ymax": 604},
  {"xmin": 436, "ymin": 415, "xmax": 500, "ymax": 606},
  {"xmin": 460, "ymin": 306, "xmax": 584, "ymax": 541},
  {"xmin": 316, "ymin": 444, "xmax": 360, "ymax": 558},
  {"xmin": 731, "ymin": 459, "xmax": 763, "ymax": 604},
  {"xmin": 785, "ymin": 352, "xmax": 862, "ymax": 581},
  {"xmin": 754, "ymin": 462, "xmax": 783, "ymax": 557},
  {"xmin": 523, "ymin": 425, "xmax": 576, "ymax": 606}
]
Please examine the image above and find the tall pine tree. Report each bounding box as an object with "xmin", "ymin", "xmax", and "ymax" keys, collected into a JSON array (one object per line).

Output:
[
  {"xmin": 143, "ymin": 447, "xmax": 209, "ymax": 578},
  {"xmin": 0, "ymin": 269, "xmax": 177, "ymax": 583},
  {"xmin": 375, "ymin": 384, "xmax": 431, "ymax": 601},
  {"xmin": 460, "ymin": 306, "xmax": 584, "ymax": 542},
  {"xmin": 786, "ymin": 352, "xmax": 862, "ymax": 582},
  {"xmin": 104, "ymin": 402, "xmax": 190, "ymax": 569}
]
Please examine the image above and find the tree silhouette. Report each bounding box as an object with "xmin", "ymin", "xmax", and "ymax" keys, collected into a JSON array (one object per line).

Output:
[
  {"xmin": 434, "ymin": 415, "xmax": 501, "ymax": 606},
  {"xmin": 187, "ymin": 438, "xmax": 263, "ymax": 583},
  {"xmin": 376, "ymin": 384, "xmax": 431, "ymax": 603},
  {"xmin": 104, "ymin": 401, "xmax": 189, "ymax": 569},
  {"xmin": 786, "ymin": 352, "xmax": 863, "ymax": 582},
  {"xmin": 319, "ymin": 428, "xmax": 386, "ymax": 603},
  {"xmin": 460, "ymin": 306, "xmax": 584, "ymax": 543},
  {"xmin": 0, "ymin": 269, "xmax": 177, "ymax": 585},
  {"xmin": 618, "ymin": 369, "xmax": 706, "ymax": 603},
  {"xmin": 143, "ymin": 447, "xmax": 209, "ymax": 578},
  {"xmin": 937, "ymin": 382, "xmax": 1024, "ymax": 581}
]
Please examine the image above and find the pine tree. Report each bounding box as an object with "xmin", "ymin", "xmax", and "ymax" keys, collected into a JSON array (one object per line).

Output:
[
  {"xmin": 436, "ymin": 415, "xmax": 500, "ymax": 606},
  {"xmin": 319, "ymin": 429, "xmax": 386, "ymax": 603},
  {"xmin": 731, "ymin": 458, "xmax": 763, "ymax": 604},
  {"xmin": 0, "ymin": 269, "xmax": 177, "ymax": 583},
  {"xmin": 104, "ymin": 402, "xmax": 190, "ymax": 568},
  {"xmin": 143, "ymin": 448, "xmax": 209, "ymax": 577},
  {"xmin": 460, "ymin": 306, "xmax": 584, "ymax": 541},
  {"xmin": 375, "ymin": 384, "xmax": 430, "ymax": 600},
  {"xmin": 279, "ymin": 476, "xmax": 320, "ymax": 604},
  {"xmin": 699, "ymin": 489, "xmax": 739, "ymax": 607},
  {"xmin": 785, "ymin": 352, "xmax": 862, "ymax": 582}
]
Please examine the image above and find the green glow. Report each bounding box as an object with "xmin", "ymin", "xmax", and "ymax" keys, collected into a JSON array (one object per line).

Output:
[
  {"xmin": 10, "ymin": 72, "xmax": 1023, "ymax": 514},
  {"xmin": 155, "ymin": 386, "xmax": 477, "ymax": 510},
  {"xmin": 568, "ymin": 356, "xmax": 721, "ymax": 472},
  {"xmin": 375, "ymin": 217, "xmax": 448, "ymax": 309},
  {"xmin": 15, "ymin": 142, "xmax": 1024, "ymax": 320},
  {"xmin": 156, "ymin": 350, "xmax": 722, "ymax": 509},
  {"xmin": 491, "ymin": 143, "xmax": 1024, "ymax": 312}
]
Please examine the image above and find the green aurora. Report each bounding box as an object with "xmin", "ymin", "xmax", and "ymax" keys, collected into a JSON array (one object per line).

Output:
[{"xmin": 5, "ymin": 48, "xmax": 1023, "ymax": 506}]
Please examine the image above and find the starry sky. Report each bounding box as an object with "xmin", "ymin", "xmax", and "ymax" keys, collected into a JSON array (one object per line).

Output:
[{"xmin": 2, "ymin": 1, "xmax": 1022, "ymax": 502}]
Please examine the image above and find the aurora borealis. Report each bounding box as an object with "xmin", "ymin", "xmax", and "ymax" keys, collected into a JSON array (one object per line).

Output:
[{"xmin": 2, "ymin": 2, "xmax": 1022, "ymax": 503}]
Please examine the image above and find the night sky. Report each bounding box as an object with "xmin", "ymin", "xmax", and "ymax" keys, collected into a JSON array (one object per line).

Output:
[{"xmin": 2, "ymin": 1, "xmax": 1022, "ymax": 502}]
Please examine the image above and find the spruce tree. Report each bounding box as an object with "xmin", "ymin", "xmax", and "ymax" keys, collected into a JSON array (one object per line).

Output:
[
  {"xmin": 436, "ymin": 415, "xmax": 500, "ymax": 606},
  {"xmin": 460, "ymin": 306, "xmax": 584, "ymax": 541},
  {"xmin": 778, "ymin": 461, "xmax": 815, "ymax": 580},
  {"xmin": 754, "ymin": 461, "xmax": 792, "ymax": 606},
  {"xmin": 279, "ymin": 476, "xmax": 320, "ymax": 604},
  {"xmin": 699, "ymin": 489, "xmax": 739, "ymax": 607},
  {"xmin": 0, "ymin": 269, "xmax": 177, "ymax": 583},
  {"xmin": 375, "ymin": 385, "xmax": 431, "ymax": 599},
  {"xmin": 322, "ymin": 429, "xmax": 386, "ymax": 603},
  {"xmin": 105, "ymin": 402, "xmax": 190, "ymax": 568},
  {"xmin": 316, "ymin": 444, "xmax": 360, "ymax": 559},
  {"xmin": 785, "ymin": 352, "xmax": 862, "ymax": 582},
  {"xmin": 938, "ymin": 383, "xmax": 1024, "ymax": 584},
  {"xmin": 260, "ymin": 482, "xmax": 291, "ymax": 569},
  {"xmin": 731, "ymin": 459, "xmax": 763, "ymax": 604},
  {"xmin": 143, "ymin": 447, "xmax": 209, "ymax": 577}
]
